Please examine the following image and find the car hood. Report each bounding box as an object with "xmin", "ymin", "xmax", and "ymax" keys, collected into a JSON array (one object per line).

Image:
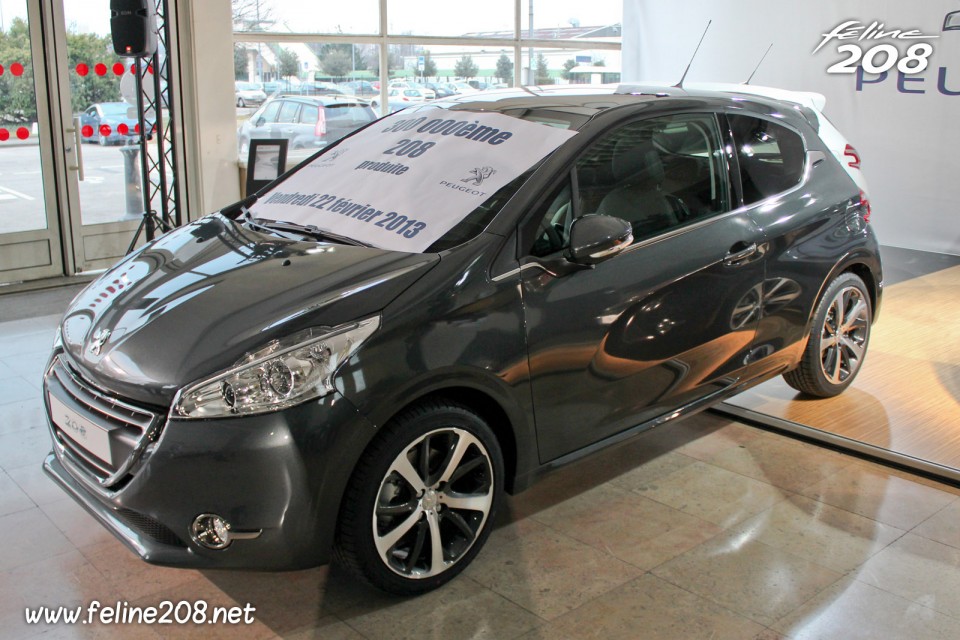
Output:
[{"xmin": 59, "ymin": 214, "xmax": 439, "ymax": 407}]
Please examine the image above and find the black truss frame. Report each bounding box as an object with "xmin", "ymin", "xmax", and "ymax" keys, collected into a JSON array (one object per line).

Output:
[{"xmin": 126, "ymin": 0, "xmax": 181, "ymax": 254}]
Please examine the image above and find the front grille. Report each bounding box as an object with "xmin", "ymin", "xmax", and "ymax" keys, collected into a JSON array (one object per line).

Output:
[
  {"xmin": 46, "ymin": 355, "xmax": 163, "ymax": 489},
  {"xmin": 116, "ymin": 508, "xmax": 185, "ymax": 547}
]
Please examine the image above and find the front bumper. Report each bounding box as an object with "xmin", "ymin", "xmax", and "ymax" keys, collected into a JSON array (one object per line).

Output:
[{"xmin": 43, "ymin": 367, "xmax": 378, "ymax": 570}]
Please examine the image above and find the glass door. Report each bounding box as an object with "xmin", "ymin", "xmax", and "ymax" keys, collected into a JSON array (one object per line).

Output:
[
  {"xmin": 0, "ymin": 0, "xmax": 65, "ymax": 283},
  {"xmin": 49, "ymin": 0, "xmax": 147, "ymax": 273}
]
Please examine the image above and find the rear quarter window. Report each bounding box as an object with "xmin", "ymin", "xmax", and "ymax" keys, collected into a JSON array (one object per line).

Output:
[{"xmin": 728, "ymin": 114, "xmax": 806, "ymax": 204}]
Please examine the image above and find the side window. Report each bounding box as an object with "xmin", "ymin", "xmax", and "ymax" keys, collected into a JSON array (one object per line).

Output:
[
  {"xmin": 277, "ymin": 101, "xmax": 300, "ymax": 124},
  {"xmin": 728, "ymin": 114, "xmax": 806, "ymax": 204},
  {"xmin": 299, "ymin": 104, "xmax": 319, "ymax": 125},
  {"xmin": 529, "ymin": 179, "xmax": 574, "ymax": 258},
  {"xmin": 260, "ymin": 101, "xmax": 281, "ymax": 124},
  {"xmin": 578, "ymin": 113, "xmax": 731, "ymax": 242}
]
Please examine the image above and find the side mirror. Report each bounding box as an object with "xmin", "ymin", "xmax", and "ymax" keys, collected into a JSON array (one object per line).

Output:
[
  {"xmin": 255, "ymin": 116, "xmax": 266, "ymax": 127},
  {"xmin": 567, "ymin": 214, "xmax": 633, "ymax": 265}
]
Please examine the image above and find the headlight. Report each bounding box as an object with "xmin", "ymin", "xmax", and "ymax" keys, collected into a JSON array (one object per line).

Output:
[{"xmin": 173, "ymin": 316, "xmax": 379, "ymax": 419}]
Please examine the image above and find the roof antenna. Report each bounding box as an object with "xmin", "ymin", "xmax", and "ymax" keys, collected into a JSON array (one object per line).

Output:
[
  {"xmin": 744, "ymin": 43, "xmax": 773, "ymax": 84},
  {"xmin": 675, "ymin": 19, "xmax": 712, "ymax": 88}
]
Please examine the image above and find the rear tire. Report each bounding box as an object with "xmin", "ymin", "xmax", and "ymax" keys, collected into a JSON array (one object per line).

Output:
[
  {"xmin": 334, "ymin": 399, "xmax": 503, "ymax": 595},
  {"xmin": 784, "ymin": 273, "xmax": 872, "ymax": 397}
]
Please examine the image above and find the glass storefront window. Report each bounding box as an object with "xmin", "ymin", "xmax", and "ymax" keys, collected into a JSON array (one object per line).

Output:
[
  {"xmin": 0, "ymin": 2, "xmax": 47, "ymax": 233},
  {"xmin": 388, "ymin": 0, "xmax": 514, "ymax": 38},
  {"xmin": 232, "ymin": 0, "xmax": 380, "ymax": 35}
]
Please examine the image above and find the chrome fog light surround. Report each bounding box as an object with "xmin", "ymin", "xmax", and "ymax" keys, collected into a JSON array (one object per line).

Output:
[{"xmin": 191, "ymin": 513, "xmax": 233, "ymax": 549}]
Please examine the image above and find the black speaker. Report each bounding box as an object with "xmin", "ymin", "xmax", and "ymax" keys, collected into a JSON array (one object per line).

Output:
[{"xmin": 110, "ymin": 0, "xmax": 157, "ymax": 57}]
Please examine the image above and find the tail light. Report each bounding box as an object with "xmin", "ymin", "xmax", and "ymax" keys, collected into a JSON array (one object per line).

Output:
[
  {"xmin": 844, "ymin": 144, "xmax": 861, "ymax": 169},
  {"xmin": 314, "ymin": 108, "xmax": 326, "ymax": 138},
  {"xmin": 859, "ymin": 189, "xmax": 871, "ymax": 223}
]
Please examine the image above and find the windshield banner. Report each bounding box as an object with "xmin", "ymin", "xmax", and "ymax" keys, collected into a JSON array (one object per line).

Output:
[{"xmin": 248, "ymin": 107, "xmax": 577, "ymax": 252}]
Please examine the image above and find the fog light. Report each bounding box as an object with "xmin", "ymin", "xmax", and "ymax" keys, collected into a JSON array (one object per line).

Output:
[{"xmin": 191, "ymin": 513, "xmax": 232, "ymax": 550}]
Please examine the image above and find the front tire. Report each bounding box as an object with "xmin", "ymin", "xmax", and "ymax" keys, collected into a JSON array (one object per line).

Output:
[
  {"xmin": 335, "ymin": 399, "xmax": 503, "ymax": 595},
  {"xmin": 784, "ymin": 272, "xmax": 872, "ymax": 397}
]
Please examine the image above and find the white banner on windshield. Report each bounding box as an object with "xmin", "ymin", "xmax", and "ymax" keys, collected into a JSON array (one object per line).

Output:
[{"xmin": 249, "ymin": 107, "xmax": 577, "ymax": 252}]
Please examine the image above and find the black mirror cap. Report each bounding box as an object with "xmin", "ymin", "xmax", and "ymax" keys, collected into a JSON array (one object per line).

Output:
[{"xmin": 568, "ymin": 215, "xmax": 634, "ymax": 265}]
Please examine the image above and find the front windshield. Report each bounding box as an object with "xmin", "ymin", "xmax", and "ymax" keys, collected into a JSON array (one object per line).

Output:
[{"xmin": 246, "ymin": 105, "xmax": 578, "ymax": 253}]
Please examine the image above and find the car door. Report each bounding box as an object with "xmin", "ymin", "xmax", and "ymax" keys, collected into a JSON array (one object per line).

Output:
[
  {"xmin": 273, "ymin": 100, "xmax": 302, "ymax": 143},
  {"xmin": 520, "ymin": 112, "xmax": 768, "ymax": 462},
  {"xmin": 246, "ymin": 99, "xmax": 281, "ymax": 143}
]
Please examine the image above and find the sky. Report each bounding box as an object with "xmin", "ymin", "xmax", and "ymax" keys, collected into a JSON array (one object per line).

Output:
[{"xmin": 0, "ymin": 0, "xmax": 621, "ymax": 38}]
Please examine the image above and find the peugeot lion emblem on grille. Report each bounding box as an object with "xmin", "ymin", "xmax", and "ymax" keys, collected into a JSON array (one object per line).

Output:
[
  {"xmin": 461, "ymin": 166, "xmax": 496, "ymax": 186},
  {"xmin": 89, "ymin": 328, "xmax": 110, "ymax": 355}
]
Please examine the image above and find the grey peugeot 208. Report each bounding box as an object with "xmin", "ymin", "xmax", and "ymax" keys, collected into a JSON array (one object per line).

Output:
[{"xmin": 42, "ymin": 85, "xmax": 881, "ymax": 595}]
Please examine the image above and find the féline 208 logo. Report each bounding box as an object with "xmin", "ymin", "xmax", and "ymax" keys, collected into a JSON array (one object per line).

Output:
[
  {"xmin": 814, "ymin": 20, "xmax": 938, "ymax": 75},
  {"xmin": 814, "ymin": 13, "xmax": 960, "ymax": 96}
]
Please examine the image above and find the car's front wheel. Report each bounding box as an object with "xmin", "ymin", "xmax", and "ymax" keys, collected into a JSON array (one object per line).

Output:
[
  {"xmin": 335, "ymin": 399, "xmax": 503, "ymax": 595},
  {"xmin": 784, "ymin": 272, "xmax": 872, "ymax": 397}
]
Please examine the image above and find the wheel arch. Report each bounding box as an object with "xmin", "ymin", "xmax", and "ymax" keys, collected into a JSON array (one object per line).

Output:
[{"xmin": 358, "ymin": 384, "xmax": 523, "ymax": 495}]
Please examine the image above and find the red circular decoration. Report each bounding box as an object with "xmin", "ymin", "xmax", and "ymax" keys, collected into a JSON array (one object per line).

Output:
[
  {"xmin": 130, "ymin": 63, "xmax": 137, "ymax": 75},
  {"xmin": 99, "ymin": 124, "xmax": 112, "ymax": 137},
  {"xmin": 16, "ymin": 127, "xmax": 29, "ymax": 140},
  {"xmin": 147, "ymin": 65, "xmax": 154, "ymax": 75},
  {"xmin": 113, "ymin": 62, "xmax": 125, "ymax": 76},
  {"xmin": 94, "ymin": 63, "xmax": 107, "ymax": 76},
  {"xmin": 10, "ymin": 62, "xmax": 24, "ymax": 76},
  {"xmin": 134, "ymin": 123, "xmax": 141, "ymax": 134},
  {"xmin": 0, "ymin": 129, "xmax": 9, "ymax": 141},
  {"xmin": 117, "ymin": 123, "xmax": 129, "ymax": 135},
  {"xmin": 81, "ymin": 124, "xmax": 94, "ymax": 138},
  {"xmin": 76, "ymin": 63, "xmax": 89, "ymax": 76},
  {"xmin": 0, "ymin": 64, "xmax": 4, "ymax": 76}
]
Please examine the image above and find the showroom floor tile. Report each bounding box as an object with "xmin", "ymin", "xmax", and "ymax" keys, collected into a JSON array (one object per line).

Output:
[{"xmin": 2, "ymin": 309, "xmax": 960, "ymax": 639}]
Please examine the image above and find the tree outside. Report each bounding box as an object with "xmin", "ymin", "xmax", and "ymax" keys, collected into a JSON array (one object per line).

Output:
[
  {"xmin": 496, "ymin": 54, "xmax": 514, "ymax": 84},
  {"xmin": 534, "ymin": 53, "xmax": 551, "ymax": 85},
  {"xmin": 454, "ymin": 55, "xmax": 478, "ymax": 80},
  {"xmin": 321, "ymin": 50, "xmax": 352, "ymax": 79},
  {"xmin": 276, "ymin": 48, "xmax": 300, "ymax": 79},
  {"xmin": 561, "ymin": 58, "xmax": 577, "ymax": 80}
]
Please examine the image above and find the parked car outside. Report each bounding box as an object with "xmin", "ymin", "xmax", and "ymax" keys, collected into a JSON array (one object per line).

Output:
[
  {"xmin": 43, "ymin": 85, "xmax": 881, "ymax": 598},
  {"xmin": 424, "ymin": 82, "xmax": 456, "ymax": 99},
  {"xmin": 296, "ymin": 81, "xmax": 345, "ymax": 96},
  {"xmin": 261, "ymin": 80, "xmax": 300, "ymax": 96},
  {"xmin": 234, "ymin": 81, "xmax": 267, "ymax": 108},
  {"xmin": 372, "ymin": 87, "xmax": 428, "ymax": 106},
  {"xmin": 79, "ymin": 102, "xmax": 139, "ymax": 146},
  {"xmin": 237, "ymin": 95, "xmax": 377, "ymax": 156},
  {"xmin": 388, "ymin": 81, "xmax": 436, "ymax": 100},
  {"xmin": 338, "ymin": 80, "xmax": 378, "ymax": 97}
]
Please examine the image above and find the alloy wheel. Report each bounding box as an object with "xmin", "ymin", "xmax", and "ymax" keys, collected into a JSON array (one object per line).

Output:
[
  {"xmin": 371, "ymin": 427, "xmax": 494, "ymax": 579},
  {"xmin": 819, "ymin": 285, "xmax": 869, "ymax": 384}
]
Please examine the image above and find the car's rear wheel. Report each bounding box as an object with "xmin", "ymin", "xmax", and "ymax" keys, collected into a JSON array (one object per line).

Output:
[
  {"xmin": 237, "ymin": 97, "xmax": 245, "ymax": 108},
  {"xmin": 784, "ymin": 272, "xmax": 872, "ymax": 397},
  {"xmin": 335, "ymin": 399, "xmax": 503, "ymax": 595}
]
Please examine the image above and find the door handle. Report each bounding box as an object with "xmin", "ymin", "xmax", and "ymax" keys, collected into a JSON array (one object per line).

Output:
[
  {"xmin": 66, "ymin": 116, "xmax": 85, "ymax": 181},
  {"xmin": 724, "ymin": 242, "xmax": 758, "ymax": 266}
]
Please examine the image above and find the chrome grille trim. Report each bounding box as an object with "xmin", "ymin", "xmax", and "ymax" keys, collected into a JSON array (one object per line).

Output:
[{"xmin": 46, "ymin": 355, "xmax": 163, "ymax": 491}]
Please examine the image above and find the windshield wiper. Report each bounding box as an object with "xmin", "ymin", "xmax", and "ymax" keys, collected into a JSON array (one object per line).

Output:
[{"xmin": 245, "ymin": 215, "xmax": 372, "ymax": 247}]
